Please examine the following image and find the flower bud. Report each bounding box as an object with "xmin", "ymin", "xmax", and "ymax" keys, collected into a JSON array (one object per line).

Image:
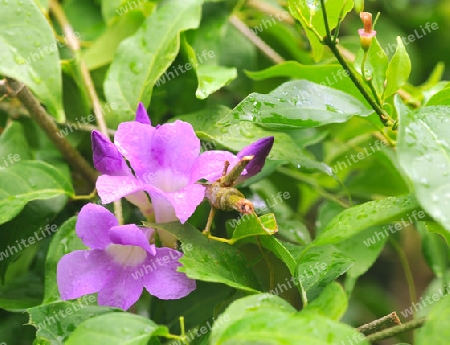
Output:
[
  {"xmin": 354, "ymin": 0, "xmax": 364, "ymax": 13},
  {"xmin": 358, "ymin": 12, "xmax": 376, "ymax": 51}
]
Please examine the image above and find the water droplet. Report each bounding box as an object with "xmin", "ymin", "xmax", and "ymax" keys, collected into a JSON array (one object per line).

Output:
[
  {"xmin": 129, "ymin": 61, "xmax": 142, "ymax": 74},
  {"xmin": 35, "ymin": 41, "xmax": 41, "ymax": 47},
  {"xmin": 16, "ymin": 8, "xmax": 21, "ymax": 14},
  {"xmin": 14, "ymin": 55, "xmax": 26, "ymax": 65}
]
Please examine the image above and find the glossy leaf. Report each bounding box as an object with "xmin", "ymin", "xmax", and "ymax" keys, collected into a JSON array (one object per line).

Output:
[
  {"xmin": 397, "ymin": 105, "xmax": 450, "ymax": 233},
  {"xmin": 383, "ymin": 37, "xmax": 411, "ymax": 100},
  {"xmin": 145, "ymin": 221, "xmax": 263, "ymax": 293},
  {"xmin": 65, "ymin": 312, "xmax": 169, "ymax": 345},
  {"xmin": 246, "ymin": 62, "xmax": 369, "ymax": 105},
  {"xmin": 0, "ymin": 0, "xmax": 64, "ymax": 120},
  {"xmin": 104, "ymin": 0, "xmax": 203, "ymax": 127},
  {"xmin": 217, "ymin": 80, "xmax": 373, "ymax": 129},
  {"xmin": 177, "ymin": 105, "xmax": 335, "ymax": 176},
  {"xmin": 314, "ymin": 194, "xmax": 422, "ymax": 245},
  {"xmin": 227, "ymin": 213, "xmax": 278, "ymax": 244}
]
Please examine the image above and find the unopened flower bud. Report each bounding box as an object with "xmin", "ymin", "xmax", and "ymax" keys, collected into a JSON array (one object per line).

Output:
[{"xmin": 354, "ymin": 0, "xmax": 364, "ymax": 13}]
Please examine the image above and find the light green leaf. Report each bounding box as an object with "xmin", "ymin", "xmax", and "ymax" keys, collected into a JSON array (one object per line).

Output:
[
  {"xmin": 217, "ymin": 80, "xmax": 373, "ymax": 130},
  {"xmin": 83, "ymin": 11, "xmax": 146, "ymax": 70},
  {"xmin": 0, "ymin": 0, "xmax": 64, "ymax": 120},
  {"xmin": 145, "ymin": 221, "xmax": 263, "ymax": 293},
  {"xmin": 65, "ymin": 312, "xmax": 168, "ymax": 345},
  {"xmin": 288, "ymin": 0, "xmax": 354, "ymax": 61},
  {"xmin": 397, "ymin": 104, "xmax": 450, "ymax": 233},
  {"xmin": 104, "ymin": 0, "xmax": 203, "ymax": 128},
  {"xmin": 304, "ymin": 282, "xmax": 348, "ymax": 320},
  {"xmin": 183, "ymin": 37, "xmax": 237, "ymax": 99},
  {"xmin": 416, "ymin": 295, "xmax": 450, "ymax": 345},
  {"xmin": 211, "ymin": 293, "xmax": 369, "ymax": 344},
  {"xmin": 383, "ymin": 36, "xmax": 411, "ymax": 100},
  {"xmin": 227, "ymin": 213, "xmax": 278, "ymax": 244}
]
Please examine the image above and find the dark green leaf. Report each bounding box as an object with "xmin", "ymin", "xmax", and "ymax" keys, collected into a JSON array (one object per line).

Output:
[
  {"xmin": 0, "ymin": 161, "xmax": 74, "ymax": 226},
  {"xmin": 28, "ymin": 301, "xmax": 119, "ymax": 344},
  {"xmin": 145, "ymin": 221, "xmax": 263, "ymax": 293}
]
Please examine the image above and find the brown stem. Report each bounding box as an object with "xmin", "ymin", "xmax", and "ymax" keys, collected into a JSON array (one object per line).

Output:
[
  {"xmin": 49, "ymin": 0, "xmax": 123, "ymax": 223},
  {"xmin": 229, "ymin": 15, "xmax": 285, "ymax": 64},
  {"xmin": 365, "ymin": 317, "xmax": 426, "ymax": 342},
  {"xmin": 0, "ymin": 79, "xmax": 98, "ymax": 186},
  {"xmin": 358, "ymin": 312, "xmax": 401, "ymax": 336}
]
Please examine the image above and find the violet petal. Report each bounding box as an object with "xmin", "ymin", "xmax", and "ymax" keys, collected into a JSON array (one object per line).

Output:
[
  {"xmin": 76, "ymin": 203, "xmax": 117, "ymax": 249},
  {"xmin": 135, "ymin": 102, "xmax": 151, "ymax": 125},
  {"xmin": 236, "ymin": 136, "xmax": 274, "ymax": 182},
  {"xmin": 97, "ymin": 267, "xmax": 144, "ymax": 310},
  {"xmin": 109, "ymin": 224, "xmax": 156, "ymax": 255},
  {"xmin": 92, "ymin": 131, "xmax": 130, "ymax": 175},
  {"xmin": 141, "ymin": 248, "xmax": 196, "ymax": 299},
  {"xmin": 57, "ymin": 250, "xmax": 114, "ymax": 300}
]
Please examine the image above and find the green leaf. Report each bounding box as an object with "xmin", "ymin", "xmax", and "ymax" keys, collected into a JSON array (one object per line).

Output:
[
  {"xmin": 227, "ymin": 213, "xmax": 277, "ymax": 244},
  {"xmin": 423, "ymin": 221, "xmax": 450, "ymax": 246},
  {"xmin": 383, "ymin": 37, "xmax": 411, "ymax": 100},
  {"xmin": 182, "ymin": 36, "xmax": 237, "ymax": 99},
  {"xmin": 0, "ymin": 0, "xmax": 64, "ymax": 120},
  {"xmin": 0, "ymin": 272, "xmax": 43, "ymax": 309},
  {"xmin": 259, "ymin": 236, "xmax": 299, "ymax": 275},
  {"xmin": 296, "ymin": 245, "xmax": 354, "ymax": 301},
  {"xmin": 28, "ymin": 301, "xmax": 118, "ymax": 344},
  {"xmin": 416, "ymin": 295, "xmax": 450, "ymax": 345},
  {"xmin": 426, "ymin": 86, "xmax": 450, "ymax": 106},
  {"xmin": 245, "ymin": 62, "xmax": 369, "ymax": 106},
  {"xmin": 177, "ymin": 105, "xmax": 335, "ymax": 176},
  {"xmin": 217, "ymin": 80, "xmax": 373, "ymax": 130},
  {"xmin": 211, "ymin": 294, "xmax": 369, "ymax": 344},
  {"xmin": 43, "ymin": 217, "xmax": 86, "ymax": 303},
  {"xmin": 288, "ymin": 0, "xmax": 354, "ymax": 61},
  {"xmin": 303, "ymin": 282, "xmax": 348, "ymax": 320},
  {"xmin": 101, "ymin": 0, "xmax": 155, "ymax": 23},
  {"xmin": 354, "ymin": 37, "xmax": 388, "ymax": 98},
  {"xmin": 104, "ymin": 0, "xmax": 203, "ymax": 127},
  {"xmin": 314, "ymin": 194, "xmax": 422, "ymax": 245},
  {"xmin": 397, "ymin": 105, "xmax": 450, "ymax": 233},
  {"xmin": 145, "ymin": 221, "xmax": 263, "ymax": 293},
  {"xmin": 0, "ymin": 161, "xmax": 74, "ymax": 226},
  {"xmin": 83, "ymin": 11, "xmax": 147, "ymax": 70},
  {"xmin": 65, "ymin": 313, "xmax": 168, "ymax": 345},
  {"xmin": 0, "ymin": 121, "xmax": 33, "ymax": 161}
]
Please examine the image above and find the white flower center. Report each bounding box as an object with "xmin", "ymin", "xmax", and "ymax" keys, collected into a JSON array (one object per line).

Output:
[
  {"xmin": 106, "ymin": 244, "xmax": 147, "ymax": 266},
  {"xmin": 152, "ymin": 168, "xmax": 188, "ymax": 192}
]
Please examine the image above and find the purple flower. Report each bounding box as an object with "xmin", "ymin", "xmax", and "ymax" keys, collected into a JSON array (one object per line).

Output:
[
  {"xmin": 93, "ymin": 103, "xmax": 274, "ymax": 224},
  {"xmin": 57, "ymin": 203, "xmax": 195, "ymax": 310}
]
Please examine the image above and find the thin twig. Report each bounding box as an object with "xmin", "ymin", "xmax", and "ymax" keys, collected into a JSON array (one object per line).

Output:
[
  {"xmin": 229, "ymin": 15, "xmax": 285, "ymax": 64},
  {"xmin": 50, "ymin": 0, "xmax": 123, "ymax": 223},
  {"xmin": 0, "ymin": 79, "xmax": 98, "ymax": 186},
  {"xmin": 358, "ymin": 312, "xmax": 401, "ymax": 336},
  {"xmin": 365, "ymin": 317, "xmax": 426, "ymax": 342}
]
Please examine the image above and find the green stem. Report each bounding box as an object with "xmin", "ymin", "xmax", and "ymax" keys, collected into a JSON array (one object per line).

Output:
[
  {"xmin": 318, "ymin": 0, "xmax": 388, "ymax": 125},
  {"xmin": 389, "ymin": 237, "xmax": 417, "ymax": 315},
  {"xmin": 365, "ymin": 317, "xmax": 426, "ymax": 342}
]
